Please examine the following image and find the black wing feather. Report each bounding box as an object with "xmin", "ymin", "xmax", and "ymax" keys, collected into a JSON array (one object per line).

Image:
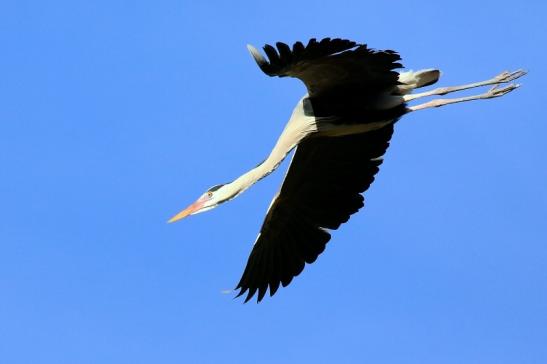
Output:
[
  {"xmin": 249, "ymin": 37, "xmax": 401, "ymax": 97},
  {"xmin": 253, "ymin": 37, "xmax": 355, "ymax": 76},
  {"xmin": 235, "ymin": 124, "xmax": 395, "ymax": 302}
]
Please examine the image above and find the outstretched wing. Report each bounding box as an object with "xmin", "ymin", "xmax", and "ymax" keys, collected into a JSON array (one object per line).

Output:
[
  {"xmin": 235, "ymin": 124, "xmax": 395, "ymax": 302},
  {"xmin": 247, "ymin": 37, "xmax": 402, "ymax": 98}
]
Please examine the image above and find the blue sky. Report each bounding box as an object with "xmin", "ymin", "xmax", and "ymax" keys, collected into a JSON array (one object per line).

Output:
[{"xmin": 1, "ymin": 1, "xmax": 546, "ymax": 363}]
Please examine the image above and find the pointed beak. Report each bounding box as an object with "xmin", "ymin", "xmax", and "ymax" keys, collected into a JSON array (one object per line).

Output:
[{"xmin": 168, "ymin": 199, "xmax": 206, "ymax": 223}]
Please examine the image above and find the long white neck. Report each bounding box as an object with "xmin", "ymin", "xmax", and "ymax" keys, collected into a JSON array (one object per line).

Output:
[{"xmin": 225, "ymin": 96, "xmax": 316, "ymax": 198}]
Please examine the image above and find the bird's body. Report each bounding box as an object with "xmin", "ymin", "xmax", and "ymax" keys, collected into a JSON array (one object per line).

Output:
[{"xmin": 169, "ymin": 38, "xmax": 525, "ymax": 302}]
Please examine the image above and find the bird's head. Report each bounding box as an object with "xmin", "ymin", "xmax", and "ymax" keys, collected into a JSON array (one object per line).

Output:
[{"xmin": 168, "ymin": 183, "xmax": 237, "ymax": 223}]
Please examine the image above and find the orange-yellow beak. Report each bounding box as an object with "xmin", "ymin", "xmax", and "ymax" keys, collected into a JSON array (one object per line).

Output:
[{"xmin": 167, "ymin": 198, "xmax": 207, "ymax": 223}]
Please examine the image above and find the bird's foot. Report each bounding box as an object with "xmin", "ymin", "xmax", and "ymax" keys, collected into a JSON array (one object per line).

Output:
[
  {"xmin": 482, "ymin": 83, "xmax": 520, "ymax": 99},
  {"xmin": 493, "ymin": 69, "xmax": 527, "ymax": 84}
]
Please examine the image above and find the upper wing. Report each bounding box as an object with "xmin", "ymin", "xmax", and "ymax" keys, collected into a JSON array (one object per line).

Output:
[
  {"xmin": 235, "ymin": 123, "xmax": 395, "ymax": 302},
  {"xmin": 247, "ymin": 38, "xmax": 402, "ymax": 97}
]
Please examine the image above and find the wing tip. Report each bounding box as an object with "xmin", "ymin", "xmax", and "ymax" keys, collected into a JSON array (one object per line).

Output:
[
  {"xmin": 234, "ymin": 282, "xmax": 279, "ymax": 303},
  {"xmin": 246, "ymin": 38, "xmax": 362, "ymax": 77},
  {"xmin": 247, "ymin": 44, "xmax": 269, "ymax": 70}
]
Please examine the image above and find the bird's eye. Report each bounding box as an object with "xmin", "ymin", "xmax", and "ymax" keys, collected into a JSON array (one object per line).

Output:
[{"xmin": 207, "ymin": 191, "xmax": 213, "ymax": 198}]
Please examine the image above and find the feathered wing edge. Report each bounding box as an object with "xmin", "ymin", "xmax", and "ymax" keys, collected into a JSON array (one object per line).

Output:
[
  {"xmin": 246, "ymin": 37, "xmax": 404, "ymax": 99},
  {"xmin": 247, "ymin": 38, "xmax": 359, "ymax": 76},
  {"xmin": 247, "ymin": 38, "xmax": 403, "ymax": 77}
]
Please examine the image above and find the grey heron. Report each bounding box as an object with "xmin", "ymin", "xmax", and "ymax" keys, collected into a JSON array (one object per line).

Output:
[{"xmin": 168, "ymin": 38, "xmax": 525, "ymax": 302}]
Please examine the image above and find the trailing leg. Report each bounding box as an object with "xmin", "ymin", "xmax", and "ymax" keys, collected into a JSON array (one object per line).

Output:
[
  {"xmin": 404, "ymin": 69, "xmax": 526, "ymax": 102},
  {"xmin": 407, "ymin": 84, "xmax": 520, "ymax": 112}
]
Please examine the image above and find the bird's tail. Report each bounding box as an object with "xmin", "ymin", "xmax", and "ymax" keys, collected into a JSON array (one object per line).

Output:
[{"xmin": 397, "ymin": 69, "xmax": 441, "ymax": 94}]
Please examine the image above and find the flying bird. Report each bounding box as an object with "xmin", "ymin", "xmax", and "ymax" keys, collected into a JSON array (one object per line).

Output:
[{"xmin": 169, "ymin": 38, "xmax": 525, "ymax": 302}]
